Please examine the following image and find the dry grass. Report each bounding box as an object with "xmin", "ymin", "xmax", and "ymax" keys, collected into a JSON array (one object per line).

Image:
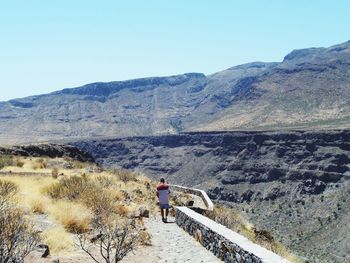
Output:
[
  {"xmin": 41, "ymin": 227, "xmax": 74, "ymax": 255},
  {"xmin": 31, "ymin": 200, "xmax": 46, "ymax": 214},
  {"xmin": 48, "ymin": 201, "xmax": 92, "ymax": 233},
  {"xmin": 0, "ymin": 157, "xmax": 158, "ymax": 259},
  {"xmin": 139, "ymin": 230, "xmax": 152, "ymax": 246},
  {"xmin": 111, "ymin": 169, "xmax": 137, "ymax": 183}
]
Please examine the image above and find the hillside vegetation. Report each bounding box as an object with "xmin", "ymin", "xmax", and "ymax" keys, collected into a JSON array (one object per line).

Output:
[{"xmin": 0, "ymin": 155, "xmax": 160, "ymax": 262}]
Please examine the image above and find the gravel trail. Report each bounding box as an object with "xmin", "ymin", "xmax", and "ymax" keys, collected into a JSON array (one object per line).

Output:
[{"xmin": 122, "ymin": 216, "xmax": 221, "ymax": 263}]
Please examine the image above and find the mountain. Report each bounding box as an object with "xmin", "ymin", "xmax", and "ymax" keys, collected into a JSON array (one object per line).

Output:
[{"xmin": 1, "ymin": 41, "xmax": 350, "ymax": 144}]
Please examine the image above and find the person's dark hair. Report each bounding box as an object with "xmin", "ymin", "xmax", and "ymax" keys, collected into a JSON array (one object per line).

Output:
[{"xmin": 160, "ymin": 178, "xmax": 165, "ymax": 183}]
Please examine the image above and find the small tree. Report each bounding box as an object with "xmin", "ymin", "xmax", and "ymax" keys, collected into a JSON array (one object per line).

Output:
[{"xmin": 77, "ymin": 220, "xmax": 139, "ymax": 263}]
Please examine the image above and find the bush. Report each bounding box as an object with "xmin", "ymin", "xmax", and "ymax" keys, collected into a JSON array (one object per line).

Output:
[
  {"xmin": 112, "ymin": 169, "xmax": 137, "ymax": 183},
  {"xmin": 0, "ymin": 181, "xmax": 39, "ymax": 262},
  {"xmin": 0, "ymin": 206, "xmax": 40, "ymax": 262},
  {"xmin": 0, "ymin": 179, "xmax": 18, "ymax": 209},
  {"xmin": 15, "ymin": 158, "xmax": 25, "ymax": 168},
  {"xmin": 51, "ymin": 167, "xmax": 59, "ymax": 179},
  {"xmin": 94, "ymin": 175, "xmax": 116, "ymax": 188},
  {"xmin": 50, "ymin": 201, "xmax": 92, "ymax": 234},
  {"xmin": 44, "ymin": 175, "xmax": 92, "ymax": 200},
  {"xmin": 78, "ymin": 219, "xmax": 140, "ymax": 263},
  {"xmin": 31, "ymin": 200, "xmax": 46, "ymax": 214},
  {"xmin": 32, "ymin": 158, "xmax": 47, "ymax": 169},
  {"xmin": 80, "ymin": 189, "xmax": 116, "ymax": 226},
  {"xmin": 0, "ymin": 155, "xmax": 14, "ymax": 169}
]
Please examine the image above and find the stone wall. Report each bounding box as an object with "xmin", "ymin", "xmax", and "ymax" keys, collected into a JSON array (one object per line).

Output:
[
  {"xmin": 175, "ymin": 207, "xmax": 290, "ymax": 263},
  {"xmin": 171, "ymin": 184, "xmax": 214, "ymax": 210}
]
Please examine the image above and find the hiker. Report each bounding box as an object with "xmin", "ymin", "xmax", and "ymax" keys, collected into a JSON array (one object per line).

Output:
[{"xmin": 156, "ymin": 178, "xmax": 170, "ymax": 222}]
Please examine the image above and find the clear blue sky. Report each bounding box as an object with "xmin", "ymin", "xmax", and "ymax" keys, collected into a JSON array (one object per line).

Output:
[{"xmin": 1, "ymin": 0, "xmax": 349, "ymax": 101}]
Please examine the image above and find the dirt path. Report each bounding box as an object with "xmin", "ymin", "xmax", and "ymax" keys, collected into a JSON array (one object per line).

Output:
[{"xmin": 122, "ymin": 216, "xmax": 221, "ymax": 263}]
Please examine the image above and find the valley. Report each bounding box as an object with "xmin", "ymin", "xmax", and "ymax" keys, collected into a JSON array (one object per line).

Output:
[{"xmin": 72, "ymin": 130, "xmax": 350, "ymax": 263}]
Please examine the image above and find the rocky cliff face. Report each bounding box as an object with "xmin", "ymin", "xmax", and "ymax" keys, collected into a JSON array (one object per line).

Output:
[
  {"xmin": 72, "ymin": 130, "xmax": 350, "ymax": 263},
  {"xmin": 0, "ymin": 144, "xmax": 94, "ymax": 163},
  {"xmin": 72, "ymin": 130, "xmax": 350, "ymax": 191},
  {"xmin": 1, "ymin": 41, "xmax": 350, "ymax": 144}
]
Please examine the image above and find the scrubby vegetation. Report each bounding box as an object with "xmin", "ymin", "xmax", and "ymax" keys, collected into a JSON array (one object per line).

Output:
[
  {"xmin": 0, "ymin": 179, "xmax": 40, "ymax": 262},
  {"xmin": 0, "ymin": 155, "xmax": 14, "ymax": 169},
  {"xmin": 0, "ymin": 155, "xmax": 157, "ymax": 261}
]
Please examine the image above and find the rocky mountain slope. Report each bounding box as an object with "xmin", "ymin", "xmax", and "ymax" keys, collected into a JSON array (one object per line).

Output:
[
  {"xmin": 1, "ymin": 41, "xmax": 350, "ymax": 144},
  {"xmin": 72, "ymin": 130, "xmax": 350, "ymax": 263}
]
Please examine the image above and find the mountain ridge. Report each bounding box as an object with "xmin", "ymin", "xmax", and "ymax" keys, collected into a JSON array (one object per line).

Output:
[{"xmin": 1, "ymin": 40, "xmax": 350, "ymax": 144}]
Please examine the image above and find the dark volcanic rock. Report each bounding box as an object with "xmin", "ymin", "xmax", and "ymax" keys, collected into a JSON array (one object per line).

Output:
[
  {"xmin": 0, "ymin": 144, "xmax": 94, "ymax": 163},
  {"xmin": 72, "ymin": 130, "xmax": 350, "ymax": 202}
]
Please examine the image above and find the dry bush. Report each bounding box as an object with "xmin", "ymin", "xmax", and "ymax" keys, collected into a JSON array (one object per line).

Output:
[
  {"xmin": 31, "ymin": 162, "xmax": 41, "ymax": 170},
  {"xmin": 37, "ymin": 158, "xmax": 47, "ymax": 169},
  {"xmin": 77, "ymin": 219, "xmax": 140, "ymax": 263},
  {"xmin": 51, "ymin": 167, "xmax": 59, "ymax": 179},
  {"xmin": 31, "ymin": 200, "xmax": 46, "ymax": 214},
  {"xmin": 138, "ymin": 230, "xmax": 152, "ymax": 246},
  {"xmin": 0, "ymin": 155, "xmax": 14, "ymax": 169},
  {"xmin": 204, "ymin": 205, "xmax": 253, "ymax": 238},
  {"xmin": 50, "ymin": 201, "xmax": 91, "ymax": 234},
  {"xmin": 115, "ymin": 204, "xmax": 129, "ymax": 217},
  {"xmin": 72, "ymin": 161, "xmax": 85, "ymax": 169},
  {"xmin": 80, "ymin": 189, "xmax": 116, "ymax": 227},
  {"xmin": 32, "ymin": 158, "xmax": 47, "ymax": 169},
  {"xmin": 112, "ymin": 169, "xmax": 137, "ymax": 183},
  {"xmin": 0, "ymin": 182, "xmax": 40, "ymax": 262},
  {"xmin": 171, "ymin": 192, "xmax": 192, "ymax": 207},
  {"xmin": 41, "ymin": 227, "xmax": 74, "ymax": 255},
  {"xmin": 15, "ymin": 158, "xmax": 25, "ymax": 168},
  {"xmin": 0, "ymin": 207, "xmax": 40, "ymax": 262},
  {"xmin": 44, "ymin": 175, "xmax": 92, "ymax": 200},
  {"xmin": 94, "ymin": 175, "xmax": 116, "ymax": 188},
  {"xmin": 0, "ymin": 179, "xmax": 18, "ymax": 209}
]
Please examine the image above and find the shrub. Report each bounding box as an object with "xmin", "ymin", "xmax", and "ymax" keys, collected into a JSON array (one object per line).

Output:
[
  {"xmin": 0, "ymin": 179, "xmax": 18, "ymax": 209},
  {"xmin": 0, "ymin": 199, "xmax": 39, "ymax": 262},
  {"xmin": 115, "ymin": 204, "xmax": 129, "ymax": 217},
  {"xmin": 51, "ymin": 167, "xmax": 59, "ymax": 179},
  {"xmin": 80, "ymin": 189, "xmax": 116, "ymax": 226},
  {"xmin": 15, "ymin": 158, "xmax": 25, "ymax": 168},
  {"xmin": 31, "ymin": 200, "xmax": 46, "ymax": 214},
  {"xmin": 112, "ymin": 169, "xmax": 137, "ymax": 183},
  {"xmin": 44, "ymin": 175, "xmax": 92, "ymax": 200},
  {"xmin": 41, "ymin": 227, "xmax": 74, "ymax": 255},
  {"xmin": 0, "ymin": 155, "xmax": 14, "ymax": 169},
  {"xmin": 32, "ymin": 158, "xmax": 47, "ymax": 169},
  {"xmin": 77, "ymin": 219, "xmax": 140, "ymax": 263},
  {"xmin": 94, "ymin": 175, "xmax": 116, "ymax": 188},
  {"xmin": 139, "ymin": 230, "xmax": 152, "ymax": 246},
  {"xmin": 50, "ymin": 201, "xmax": 91, "ymax": 234}
]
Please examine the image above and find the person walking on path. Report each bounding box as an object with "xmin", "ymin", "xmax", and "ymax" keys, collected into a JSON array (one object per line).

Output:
[{"xmin": 156, "ymin": 178, "xmax": 170, "ymax": 222}]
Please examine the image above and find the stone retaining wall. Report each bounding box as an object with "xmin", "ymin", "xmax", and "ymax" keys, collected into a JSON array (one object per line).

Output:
[
  {"xmin": 175, "ymin": 207, "xmax": 290, "ymax": 263},
  {"xmin": 171, "ymin": 184, "xmax": 214, "ymax": 210}
]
